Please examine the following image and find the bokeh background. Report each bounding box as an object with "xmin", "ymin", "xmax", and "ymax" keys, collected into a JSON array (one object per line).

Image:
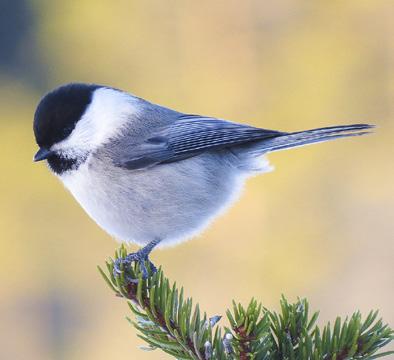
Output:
[{"xmin": 0, "ymin": 1, "xmax": 393, "ymax": 359}]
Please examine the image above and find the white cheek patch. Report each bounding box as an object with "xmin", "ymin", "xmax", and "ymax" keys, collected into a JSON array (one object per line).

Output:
[{"xmin": 52, "ymin": 88, "xmax": 141, "ymax": 154}]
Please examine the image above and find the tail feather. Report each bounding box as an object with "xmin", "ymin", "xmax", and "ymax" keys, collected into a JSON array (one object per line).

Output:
[{"xmin": 251, "ymin": 124, "xmax": 374, "ymax": 154}]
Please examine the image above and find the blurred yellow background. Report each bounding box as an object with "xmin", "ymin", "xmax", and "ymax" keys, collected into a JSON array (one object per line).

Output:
[{"xmin": 0, "ymin": 1, "xmax": 393, "ymax": 359}]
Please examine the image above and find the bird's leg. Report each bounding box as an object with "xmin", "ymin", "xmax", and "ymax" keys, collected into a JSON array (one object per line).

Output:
[{"xmin": 113, "ymin": 238, "xmax": 161, "ymax": 281}]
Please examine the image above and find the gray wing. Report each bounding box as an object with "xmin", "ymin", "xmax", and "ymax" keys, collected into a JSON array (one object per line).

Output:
[{"xmin": 113, "ymin": 114, "xmax": 283, "ymax": 170}]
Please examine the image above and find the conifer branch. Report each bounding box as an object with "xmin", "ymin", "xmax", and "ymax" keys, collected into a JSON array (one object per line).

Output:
[{"xmin": 98, "ymin": 246, "xmax": 393, "ymax": 359}]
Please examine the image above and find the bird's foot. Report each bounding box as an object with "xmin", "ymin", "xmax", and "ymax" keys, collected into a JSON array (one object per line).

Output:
[{"xmin": 113, "ymin": 242, "xmax": 159, "ymax": 282}]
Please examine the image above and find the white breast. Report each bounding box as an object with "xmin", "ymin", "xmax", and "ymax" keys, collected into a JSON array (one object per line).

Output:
[{"xmin": 59, "ymin": 152, "xmax": 248, "ymax": 248}]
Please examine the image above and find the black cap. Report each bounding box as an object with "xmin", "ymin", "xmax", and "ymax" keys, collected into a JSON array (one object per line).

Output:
[{"xmin": 33, "ymin": 83, "xmax": 101, "ymax": 148}]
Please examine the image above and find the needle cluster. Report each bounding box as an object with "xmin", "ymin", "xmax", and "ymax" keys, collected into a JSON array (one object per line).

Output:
[{"xmin": 98, "ymin": 246, "xmax": 393, "ymax": 359}]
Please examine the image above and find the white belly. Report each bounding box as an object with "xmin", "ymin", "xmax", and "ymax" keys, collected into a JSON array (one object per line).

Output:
[{"xmin": 60, "ymin": 152, "xmax": 248, "ymax": 248}]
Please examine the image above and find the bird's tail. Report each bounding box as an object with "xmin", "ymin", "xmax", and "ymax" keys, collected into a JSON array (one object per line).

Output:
[
  {"xmin": 250, "ymin": 124, "xmax": 374, "ymax": 154},
  {"xmin": 232, "ymin": 124, "xmax": 374, "ymax": 173}
]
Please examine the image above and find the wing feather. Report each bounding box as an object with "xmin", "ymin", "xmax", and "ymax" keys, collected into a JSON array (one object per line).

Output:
[{"xmin": 116, "ymin": 114, "xmax": 283, "ymax": 170}]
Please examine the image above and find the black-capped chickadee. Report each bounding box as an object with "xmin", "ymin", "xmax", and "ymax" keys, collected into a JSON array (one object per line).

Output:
[{"xmin": 33, "ymin": 83, "xmax": 372, "ymax": 276}]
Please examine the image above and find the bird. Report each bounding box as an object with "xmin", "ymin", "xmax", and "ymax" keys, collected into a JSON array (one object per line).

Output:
[{"xmin": 33, "ymin": 83, "xmax": 373, "ymax": 278}]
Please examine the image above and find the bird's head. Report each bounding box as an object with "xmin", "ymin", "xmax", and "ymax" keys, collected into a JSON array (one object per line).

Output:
[{"xmin": 33, "ymin": 83, "xmax": 137, "ymax": 175}]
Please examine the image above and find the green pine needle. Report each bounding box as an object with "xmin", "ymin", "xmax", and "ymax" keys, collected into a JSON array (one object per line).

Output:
[{"xmin": 99, "ymin": 246, "xmax": 394, "ymax": 359}]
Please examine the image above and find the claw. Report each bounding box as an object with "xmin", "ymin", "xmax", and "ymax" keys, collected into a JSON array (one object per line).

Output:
[
  {"xmin": 148, "ymin": 260, "xmax": 157, "ymax": 273},
  {"xmin": 139, "ymin": 259, "xmax": 148, "ymax": 279},
  {"xmin": 112, "ymin": 239, "xmax": 160, "ymax": 283},
  {"xmin": 113, "ymin": 258, "xmax": 125, "ymax": 277},
  {"xmin": 125, "ymin": 274, "xmax": 139, "ymax": 284},
  {"xmin": 113, "ymin": 251, "xmax": 157, "ymax": 283}
]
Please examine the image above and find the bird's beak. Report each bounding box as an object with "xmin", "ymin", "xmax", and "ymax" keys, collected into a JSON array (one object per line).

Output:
[{"xmin": 34, "ymin": 148, "xmax": 54, "ymax": 162}]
